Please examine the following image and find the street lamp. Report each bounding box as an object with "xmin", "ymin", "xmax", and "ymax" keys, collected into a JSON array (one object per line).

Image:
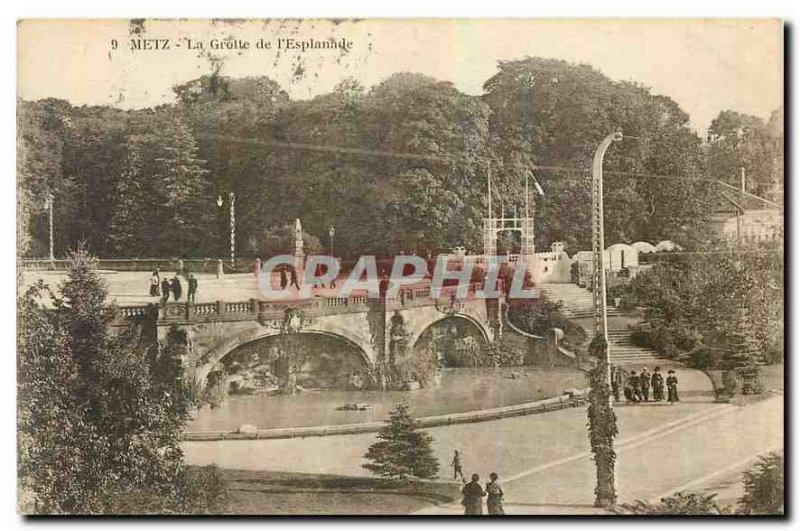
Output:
[
  {"xmin": 590, "ymin": 131, "xmax": 623, "ymax": 509},
  {"xmin": 328, "ymin": 226, "xmax": 335, "ymax": 257},
  {"xmin": 44, "ymin": 192, "xmax": 54, "ymax": 267},
  {"xmin": 217, "ymin": 192, "xmax": 236, "ymax": 266}
]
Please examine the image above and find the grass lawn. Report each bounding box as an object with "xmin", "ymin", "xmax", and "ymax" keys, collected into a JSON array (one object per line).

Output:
[{"xmin": 214, "ymin": 468, "xmax": 460, "ymax": 515}]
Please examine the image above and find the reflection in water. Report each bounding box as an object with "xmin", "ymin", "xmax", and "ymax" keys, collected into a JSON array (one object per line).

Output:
[{"xmin": 188, "ymin": 366, "xmax": 588, "ymax": 431}]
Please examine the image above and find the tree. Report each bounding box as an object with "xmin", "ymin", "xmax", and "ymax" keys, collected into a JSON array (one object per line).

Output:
[
  {"xmin": 363, "ymin": 401, "xmax": 439, "ymax": 481},
  {"xmin": 707, "ymin": 110, "xmax": 782, "ymax": 198},
  {"xmin": 630, "ymin": 249, "xmax": 783, "ymax": 370},
  {"xmin": 153, "ymin": 118, "xmax": 213, "ymax": 257},
  {"xmin": 482, "ymin": 57, "xmax": 710, "ymax": 250},
  {"xmin": 739, "ymin": 451, "xmax": 784, "ymax": 514},
  {"xmin": 108, "ymin": 141, "xmax": 147, "ymax": 256},
  {"xmin": 18, "ymin": 246, "xmax": 222, "ymax": 513}
]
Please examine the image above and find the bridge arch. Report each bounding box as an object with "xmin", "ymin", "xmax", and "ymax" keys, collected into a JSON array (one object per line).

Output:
[
  {"xmin": 407, "ymin": 312, "xmax": 491, "ymax": 355},
  {"xmin": 196, "ymin": 328, "xmax": 373, "ymax": 385}
]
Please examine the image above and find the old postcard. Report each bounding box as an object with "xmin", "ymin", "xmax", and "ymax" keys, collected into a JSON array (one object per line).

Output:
[{"xmin": 16, "ymin": 18, "xmax": 784, "ymax": 515}]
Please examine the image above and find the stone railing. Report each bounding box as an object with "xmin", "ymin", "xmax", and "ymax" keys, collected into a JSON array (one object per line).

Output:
[
  {"xmin": 182, "ymin": 388, "xmax": 589, "ymax": 441},
  {"xmin": 20, "ymin": 257, "xmax": 255, "ymax": 274},
  {"xmin": 109, "ymin": 282, "xmax": 493, "ymax": 326}
]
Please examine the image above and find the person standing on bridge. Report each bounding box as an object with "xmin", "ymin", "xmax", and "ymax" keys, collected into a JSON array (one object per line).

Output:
[
  {"xmin": 461, "ymin": 474, "xmax": 485, "ymax": 515},
  {"xmin": 667, "ymin": 370, "xmax": 680, "ymax": 404},
  {"xmin": 171, "ymin": 275, "xmax": 182, "ymax": 302},
  {"xmin": 279, "ymin": 266, "xmax": 288, "ymax": 290},
  {"xmin": 160, "ymin": 276, "xmax": 171, "ymax": 304},
  {"xmin": 485, "ymin": 472, "xmax": 505, "ymax": 515},
  {"xmin": 289, "ymin": 265, "xmax": 300, "ymax": 290},
  {"xmin": 187, "ymin": 274, "xmax": 198, "ymax": 303},
  {"xmin": 651, "ymin": 366, "xmax": 665, "ymax": 402},
  {"xmin": 149, "ymin": 269, "xmax": 160, "ymax": 297}
]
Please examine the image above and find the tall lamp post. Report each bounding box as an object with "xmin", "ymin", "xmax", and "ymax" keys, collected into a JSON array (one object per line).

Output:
[
  {"xmin": 328, "ymin": 226, "xmax": 335, "ymax": 257},
  {"xmin": 217, "ymin": 192, "xmax": 236, "ymax": 267},
  {"xmin": 45, "ymin": 192, "xmax": 54, "ymax": 268},
  {"xmin": 590, "ymin": 131, "xmax": 623, "ymax": 508}
]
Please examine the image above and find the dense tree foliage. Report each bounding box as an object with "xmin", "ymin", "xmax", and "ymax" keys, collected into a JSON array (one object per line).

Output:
[
  {"xmin": 706, "ymin": 109, "xmax": 783, "ymax": 201},
  {"xmin": 18, "ymin": 60, "xmax": 779, "ymax": 260},
  {"xmin": 629, "ymin": 249, "xmax": 783, "ymax": 369},
  {"xmin": 18, "ymin": 248, "xmax": 226, "ymax": 513}
]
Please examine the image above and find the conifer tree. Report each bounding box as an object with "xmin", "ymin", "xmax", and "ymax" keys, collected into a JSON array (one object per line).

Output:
[
  {"xmin": 363, "ymin": 401, "xmax": 439, "ymax": 481},
  {"xmin": 109, "ymin": 141, "xmax": 147, "ymax": 256},
  {"xmin": 153, "ymin": 119, "xmax": 211, "ymax": 257},
  {"xmin": 18, "ymin": 246, "xmax": 212, "ymax": 513}
]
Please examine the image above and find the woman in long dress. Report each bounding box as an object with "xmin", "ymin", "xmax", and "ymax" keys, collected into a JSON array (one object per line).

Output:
[
  {"xmin": 667, "ymin": 370, "xmax": 680, "ymax": 403},
  {"xmin": 461, "ymin": 474, "xmax": 486, "ymax": 515},
  {"xmin": 486, "ymin": 472, "xmax": 505, "ymax": 515}
]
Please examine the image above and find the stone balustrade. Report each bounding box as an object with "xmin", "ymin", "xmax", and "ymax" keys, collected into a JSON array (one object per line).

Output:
[{"xmin": 109, "ymin": 281, "xmax": 492, "ymax": 326}]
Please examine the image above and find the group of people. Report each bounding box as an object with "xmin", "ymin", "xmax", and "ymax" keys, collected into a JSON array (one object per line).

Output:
[
  {"xmin": 278, "ymin": 265, "xmax": 301, "ymax": 290},
  {"xmin": 452, "ymin": 451, "xmax": 505, "ymax": 515},
  {"xmin": 611, "ymin": 365, "xmax": 679, "ymax": 404},
  {"xmin": 149, "ymin": 269, "xmax": 199, "ymax": 303}
]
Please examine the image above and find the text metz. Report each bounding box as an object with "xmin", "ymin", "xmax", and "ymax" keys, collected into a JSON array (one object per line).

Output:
[{"xmin": 130, "ymin": 38, "xmax": 171, "ymax": 51}]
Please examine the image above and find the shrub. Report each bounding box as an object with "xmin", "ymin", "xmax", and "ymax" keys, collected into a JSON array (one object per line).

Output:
[
  {"xmin": 739, "ymin": 451, "xmax": 784, "ymax": 514},
  {"xmin": 617, "ymin": 492, "xmax": 731, "ymax": 515},
  {"xmin": 629, "ymin": 329, "xmax": 653, "ymax": 349}
]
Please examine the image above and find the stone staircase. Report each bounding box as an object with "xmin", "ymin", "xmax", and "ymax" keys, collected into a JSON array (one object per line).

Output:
[
  {"xmin": 538, "ymin": 283, "xmax": 621, "ymax": 320},
  {"xmin": 606, "ymin": 326, "xmax": 662, "ymax": 365},
  {"xmin": 539, "ymin": 282, "xmax": 661, "ymax": 365}
]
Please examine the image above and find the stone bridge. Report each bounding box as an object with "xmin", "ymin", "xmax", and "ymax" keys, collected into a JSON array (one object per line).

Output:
[{"xmin": 112, "ymin": 285, "xmax": 504, "ymax": 386}]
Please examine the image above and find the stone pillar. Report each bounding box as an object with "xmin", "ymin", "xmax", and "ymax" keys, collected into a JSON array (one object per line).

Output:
[
  {"xmin": 216, "ymin": 259, "xmax": 224, "ymax": 279},
  {"xmin": 294, "ymin": 218, "xmax": 305, "ymax": 285},
  {"xmin": 253, "ymin": 258, "xmax": 262, "ymax": 277}
]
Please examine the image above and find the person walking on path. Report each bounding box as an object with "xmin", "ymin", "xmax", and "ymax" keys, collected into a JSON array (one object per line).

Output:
[
  {"xmin": 485, "ymin": 472, "xmax": 505, "ymax": 515},
  {"xmin": 187, "ymin": 274, "xmax": 198, "ymax": 303},
  {"xmin": 651, "ymin": 366, "xmax": 665, "ymax": 402},
  {"xmin": 279, "ymin": 266, "xmax": 288, "ymax": 290},
  {"xmin": 461, "ymin": 474, "xmax": 485, "ymax": 515},
  {"xmin": 149, "ymin": 270, "xmax": 160, "ymax": 297},
  {"xmin": 667, "ymin": 370, "xmax": 680, "ymax": 404},
  {"xmin": 161, "ymin": 277, "xmax": 171, "ymax": 304},
  {"xmin": 640, "ymin": 367, "xmax": 651, "ymax": 402},
  {"xmin": 171, "ymin": 275, "xmax": 182, "ymax": 302},
  {"xmin": 451, "ymin": 450, "xmax": 465, "ymax": 482}
]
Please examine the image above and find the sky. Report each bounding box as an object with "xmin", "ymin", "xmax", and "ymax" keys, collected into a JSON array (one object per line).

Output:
[{"xmin": 17, "ymin": 18, "xmax": 783, "ymax": 133}]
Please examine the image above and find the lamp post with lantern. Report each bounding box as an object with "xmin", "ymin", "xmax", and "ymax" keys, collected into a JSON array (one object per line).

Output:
[{"xmin": 217, "ymin": 192, "xmax": 236, "ymax": 267}]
